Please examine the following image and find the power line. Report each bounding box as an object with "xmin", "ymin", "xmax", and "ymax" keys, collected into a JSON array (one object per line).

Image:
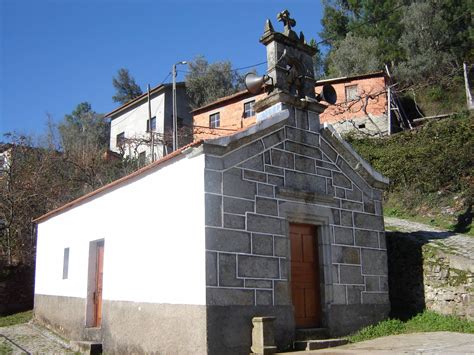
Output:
[
  {"xmin": 233, "ymin": 61, "xmax": 267, "ymax": 72},
  {"xmin": 174, "ymin": 60, "xmax": 268, "ymax": 76},
  {"xmin": 158, "ymin": 72, "xmax": 171, "ymax": 85}
]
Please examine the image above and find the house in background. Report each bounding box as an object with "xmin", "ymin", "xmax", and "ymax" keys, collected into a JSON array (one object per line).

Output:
[
  {"xmin": 315, "ymin": 72, "xmax": 389, "ymax": 136},
  {"xmin": 192, "ymin": 90, "xmax": 266, "ymax": 140},
  {"xmin": 192, "ymin": 73, "xmax": 392, "ymax": 139},
  {"xmin": 105, "ymin": 82, "xmax": 192, "ymax": 162},
  {"xmin": 33, "ymin": 12, "xmax": 390, "ymax": 354}
]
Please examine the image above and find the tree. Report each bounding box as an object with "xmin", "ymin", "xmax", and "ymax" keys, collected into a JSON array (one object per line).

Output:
[
  {"xmin": 0, "ymin": 135, "xmax": 66, "ymax": 265},
  {"xmin": 319, "ymin": 0, "xmax": 405, "ymax": 65},
  {"xmin": 326, "ymin": 33, "xmax": 383, "ymax": 76},
  {"xmin": 320, "ymin": 0, "xmax": 472, "ymax": 81},
  {"xmin": 185, "ymin": 56, "xmax": 245, "ymax": 109},
  {"xmin": 0, "ymin": 104, "xmax": 138, "ymax": 266},
  {"xmin": 112, "ymin": 68, "xmax": 143, "ymax": 104},
  {"xmin": 319, "ymin": 3, "xmax": 349, "ymax": 45},
  {"xmin": 58, "ymin": 102, "xmax": 136, "ymax": 193},
  {"xmin": 309, "ymin": 39, "xmax": 325, "ymax": 80},
  {"xmin": 394, "ymin": 0, "xmax": 468, "ymax": 87}
]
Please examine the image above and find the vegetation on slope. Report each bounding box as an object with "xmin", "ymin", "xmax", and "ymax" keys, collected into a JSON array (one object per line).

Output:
[{"xmin": 346, "ymin": 112, "xmax": 473, "ymax": 235}]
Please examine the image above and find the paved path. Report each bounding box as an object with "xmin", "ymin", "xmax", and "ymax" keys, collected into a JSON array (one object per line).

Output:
[
  {"xmin": 287, "ymin": 331, "xmax": 474, "ymax": 354},
  {"xmin": 0, "ymin": 323, "xmax": 74, "ymax": 354},
  {"xmin": 384, "ymin": 216, "xmax": 474, "ymax": 260}
]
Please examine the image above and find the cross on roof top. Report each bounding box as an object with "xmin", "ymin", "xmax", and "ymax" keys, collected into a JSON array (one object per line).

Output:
[{"xmin": 277, "ymin": 10, "xmax": 296, "ymax": 33}]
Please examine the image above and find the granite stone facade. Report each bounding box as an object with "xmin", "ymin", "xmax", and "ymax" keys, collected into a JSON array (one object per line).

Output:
[{"xmin": 203, "ymin": 105, "xmax": 390, "ymax": 350}]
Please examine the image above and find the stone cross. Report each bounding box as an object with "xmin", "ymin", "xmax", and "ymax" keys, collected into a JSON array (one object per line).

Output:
[{"xmin": 277, "ymin": 10, "xmax": 296, "ymax": 34}]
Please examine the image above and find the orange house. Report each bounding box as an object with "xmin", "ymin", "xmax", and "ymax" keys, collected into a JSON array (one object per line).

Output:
[
  {"xmin": 192, "ymin": 71, "xmax": 389, "ymax": 140},
  {"xmin": 192, "ymin": 90, "xmax": 266, "ymax": 140},
  {"xmin": 315, "ymin": 71, "xmax": 389, "ymax": 136}
]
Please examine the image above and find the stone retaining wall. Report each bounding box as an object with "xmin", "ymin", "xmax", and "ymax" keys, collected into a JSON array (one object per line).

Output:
[
  {"xmin": 387, "ymin": 231, "xmax": 473, "ymax": 320},
  {"xmin": 423, "ymin": 244, "xmax": 473, "ymax": 320}
]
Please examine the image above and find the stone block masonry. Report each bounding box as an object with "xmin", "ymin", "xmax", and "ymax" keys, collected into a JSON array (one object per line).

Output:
[
  {"xmin": 387, "ymin": 230, "xmax": 473, "ymax": 320},
  {"xmin": 204, "ymin": 106, "xmax": 388, "ymax": 310}
]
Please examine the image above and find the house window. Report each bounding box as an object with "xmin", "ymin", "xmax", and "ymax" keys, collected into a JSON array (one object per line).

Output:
[
  {"xmin": 243, "ymin": 101, "xmax": 255, "ymax": 118},
  {"xmin": 116, "ymin": 132, "xmax": 125, "ymax": 147},
  {"xmin": 345, "ymin": 85, "xmax": 358, "ymax": 101},
  {"xmin": 210, "ymin": 113, "xmax": 220, "ymax": 128},
  {"xmin": 138, "ymin": 151, "xmax": 146, "ymax": 166},
  {"xmin": 146, "ymin": 117, "xmax": 156, "ymax": 132},
  {"xmin": 63, "ymin": 247, "xmax": 70, "ymax": 279}
]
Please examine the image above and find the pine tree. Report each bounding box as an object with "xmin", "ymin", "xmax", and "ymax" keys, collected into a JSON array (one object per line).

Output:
[{"xmin": 112, "ymin": 68, "xmax": 143, "ymax": 104}]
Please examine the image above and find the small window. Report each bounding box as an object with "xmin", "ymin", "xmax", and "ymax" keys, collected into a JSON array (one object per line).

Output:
[
  {"xmin": 345, "ymin": 85, "xmax": 358, "ymax": 101},
  {"xmin": 210, "ymin": 112, "xmax": 220, "ymax": 128},
  {"xmin": 116, "ymin": 132, "xmax": 125, "ymax": 147},
  {"xmin": 63, "ymin": 247, "xmax": 70, "ymax": 279},
  {"xmin": 358, "ymin": 123, "xmax": 366, "ymax": 129},
  {"xmin": 138, "ymin": 151, "xmax": 146, "ymax": 166},
  {"xmin": 146, "ymin": 117, "xmax": 156, "ymax": 132},
  {"xmin": 243, "ymin": 101, "xmax": 255, "ymax": 118}
]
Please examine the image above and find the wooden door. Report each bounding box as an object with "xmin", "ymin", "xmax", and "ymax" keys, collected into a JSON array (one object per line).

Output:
[
  {"xmin": 93, "ymin": 242, "xmax": 104, "ymax": 327},
  {"xmin": 290, "ymin": 223, "xmax": 321, "ymax": 328}
]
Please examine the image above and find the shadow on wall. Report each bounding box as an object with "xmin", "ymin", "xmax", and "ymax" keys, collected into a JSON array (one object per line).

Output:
[{"xmin": 386, "ymin": 230, "xmax": 455, "ymax": 320}]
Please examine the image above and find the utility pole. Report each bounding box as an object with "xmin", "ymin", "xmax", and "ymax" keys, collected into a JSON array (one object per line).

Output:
[
  {"xmin": 147, "ymin": 84, "xmax": 155, "ymax": 162},
  {"xmin": 172, "ymin": 61, "xmax": 187, "ymax": 152}
]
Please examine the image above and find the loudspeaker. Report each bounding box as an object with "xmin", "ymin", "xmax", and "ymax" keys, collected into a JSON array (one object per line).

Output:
[
  {"xmin": 244, "ymin": 73, "xmax": 273, "ymax": 94},
  {"xmin": 316, "ymin": 84, "xmax": 337, "ymax": 104}
]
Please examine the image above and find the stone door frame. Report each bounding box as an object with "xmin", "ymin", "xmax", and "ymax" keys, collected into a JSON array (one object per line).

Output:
[{"xmin": 279, "ymin": 201, "xmax": 334, "ymax": 329}]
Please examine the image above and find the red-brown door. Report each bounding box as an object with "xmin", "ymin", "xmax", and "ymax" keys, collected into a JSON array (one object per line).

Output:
[
  {"xmin": 290, "ymin": 223, "xmax": 321, "ymax": 328},
  {"xmin": 93, "ymin": 242, "xmax": 104, "ymax": 327}
]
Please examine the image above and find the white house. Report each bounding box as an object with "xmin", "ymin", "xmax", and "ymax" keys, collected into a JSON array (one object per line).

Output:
[
  {"xmin": 106, "ymin": 82, "xmax": 192, "ymax": 162},
  {"xmin": 34, "ymin": 13, "xmax": 390, "ymax": 354}
]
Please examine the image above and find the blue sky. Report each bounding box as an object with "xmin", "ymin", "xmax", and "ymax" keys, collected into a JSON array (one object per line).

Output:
[{"xmin": 0, "ymin": 0, "xmax": 324, "ymax": 137}]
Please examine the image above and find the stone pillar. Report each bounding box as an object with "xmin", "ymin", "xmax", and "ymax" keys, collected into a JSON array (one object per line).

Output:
[{"xmin": 250, "ymin": 317, "xmax": 277, "ymax": 354}]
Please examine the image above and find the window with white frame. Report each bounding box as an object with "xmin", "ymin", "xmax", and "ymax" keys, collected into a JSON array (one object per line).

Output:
[
  {"xmin": 345, "ymin": 85, "xmax": 358, "ymax": 101},
  {"xmin": 210, "ymin": 112, "xmax": 220, "ymax": 128},
  {"xmin": 243, "ymin": 100, "xmax": 255, "ymax": 118}
]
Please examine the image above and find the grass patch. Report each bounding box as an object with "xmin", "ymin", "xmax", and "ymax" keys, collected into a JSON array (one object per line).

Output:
[
  {"xmin": 0, "ymin": 311, "xmax": 33, "ymax": 328},
  {"xmin": 348, "ymin": 311, "xmax": 474, "ymax": 343},
  {"xmin": 0, "ymin": 341, "xmax": 13, "ymax": 354}
]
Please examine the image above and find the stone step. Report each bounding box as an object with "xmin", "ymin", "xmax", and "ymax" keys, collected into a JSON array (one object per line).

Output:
[
  {"xmin": 294, "ymin": 338, "xmax": 348, "ymax": 351},
  {"xmin": 295, "ymin": 328, "xmax": 329, "ymax": 341},
  {"xmin": 70, "ymin": 340, "xmax": 102, "ymax": 355}
]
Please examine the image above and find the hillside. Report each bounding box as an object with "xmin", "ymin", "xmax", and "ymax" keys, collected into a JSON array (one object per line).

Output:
[{"xmin": 346, "ymin": 112, "xmax": 473, "ymax": 235}]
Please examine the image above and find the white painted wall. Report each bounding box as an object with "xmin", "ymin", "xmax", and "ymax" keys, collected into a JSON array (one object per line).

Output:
[
  {"xmin": 109, "ymin": 92, "xmax": 166, "ymax": 159},
  {"xmin": 35, "ymin": 152, "xmax": 206, "ymax": 305}
]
